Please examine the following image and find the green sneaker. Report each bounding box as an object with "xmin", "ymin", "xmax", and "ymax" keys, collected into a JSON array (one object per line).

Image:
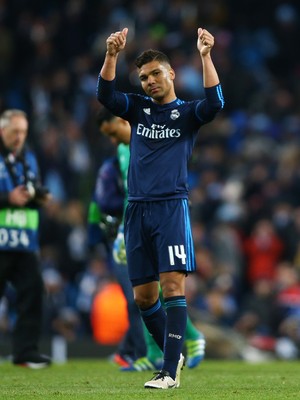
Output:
[
  {"xmin": 121, "ymin": 357, "xmax": 163, "ymax": 372},
  {"xmin": 186, "ymin": 334, "xmax": 205, "ymax": 368}
]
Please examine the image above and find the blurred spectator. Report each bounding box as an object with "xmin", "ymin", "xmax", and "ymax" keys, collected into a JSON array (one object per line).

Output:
[
  {"xmin": 76, "ymin": 253, "xmax": 110, "ymax": 335},
  {"xmin": 42, "ymin": 267, "xmax": 80, "ymax": 341},
  {"xmin": 243, "ymin": 219, "xmax": 284, "ymax": 287},
  {"xmin": 234, "ymin": 278, "xmax": 276, "ymax": 339},
  {"xmin": 274, "ymin": 262, "xmax": 300, "ymax": 350}
]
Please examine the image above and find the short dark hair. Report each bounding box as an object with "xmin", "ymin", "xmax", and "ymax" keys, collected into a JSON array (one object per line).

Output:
[
  {"xmin": 96, "ymin": 107, "xmax": 115, "ymax": 127},
  {"xmin": 135, "ymin": 49, "xmax": 171, "ymax": 69}
]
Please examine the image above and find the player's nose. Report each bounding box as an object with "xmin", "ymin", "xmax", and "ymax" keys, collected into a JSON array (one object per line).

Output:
[{"xmin": 147, "ymin": 75, "xmax": 156, "ymax": 85}]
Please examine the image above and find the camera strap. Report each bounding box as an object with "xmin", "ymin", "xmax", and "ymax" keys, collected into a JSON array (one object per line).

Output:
[{"xmin": 4, "ymin": 151, "xmax": 32, "ymax": 188}]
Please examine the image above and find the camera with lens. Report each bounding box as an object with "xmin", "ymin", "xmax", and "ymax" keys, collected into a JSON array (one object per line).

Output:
[{"xmin": 26, "ymin": 181, "xmax": 49, "ymax": 200}]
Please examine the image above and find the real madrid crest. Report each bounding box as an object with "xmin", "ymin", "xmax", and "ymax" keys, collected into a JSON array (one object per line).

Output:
[{"xmin": 170, "ymin": 109, "xmax": 180, "ymax": 120}]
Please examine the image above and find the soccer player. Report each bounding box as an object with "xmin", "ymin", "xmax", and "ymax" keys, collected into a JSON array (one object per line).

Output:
[
  {"xmin": 96, "ymin": 110, "xmax": 206, "ymax": 371},
  {"xmin": 91, "ymin": 109, "xmax": 147, "ymax": 366},
  {"xmin": 97, "ymin": 27, "xmax": 224, "ymax": 389}
]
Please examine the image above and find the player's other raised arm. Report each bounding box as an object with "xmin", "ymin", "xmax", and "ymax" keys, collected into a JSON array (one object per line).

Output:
[
  {"xmin": 100, "ymin": 28, "xmax": 128, "ymax": 81},
  {"xmin": 197, "ymin": 28, "xmax": 220, "ymax": 88},
  {"xmin": 196, "ymin": 28, "xmax": 224, "ymax": 120}
]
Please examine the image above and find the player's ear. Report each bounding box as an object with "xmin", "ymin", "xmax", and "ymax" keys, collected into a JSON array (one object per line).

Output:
[{"xmin": 169, "ymin": 68, "xmax": 175, "ymax": 81}]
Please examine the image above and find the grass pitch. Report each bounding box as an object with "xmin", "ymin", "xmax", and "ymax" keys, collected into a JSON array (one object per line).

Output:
[{"xmin": 1, "ymin": 358, "xmax": 300, "ymax": 399}]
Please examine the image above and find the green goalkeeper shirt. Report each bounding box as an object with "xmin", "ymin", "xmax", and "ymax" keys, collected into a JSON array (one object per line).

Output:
[{"xmin": 117, "ymin": 143, "xmax": 130, "ymax": 222}]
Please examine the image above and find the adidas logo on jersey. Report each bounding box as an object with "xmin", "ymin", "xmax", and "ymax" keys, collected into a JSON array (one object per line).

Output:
[{"xmin": 143, "ymin": 108, "xmax": 151, "ymax": 115}]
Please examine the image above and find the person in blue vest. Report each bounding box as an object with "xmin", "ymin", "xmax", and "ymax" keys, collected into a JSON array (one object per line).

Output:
[{"xmin": 0, "ymin": 109, "xmax": 52, "ymax": 368}]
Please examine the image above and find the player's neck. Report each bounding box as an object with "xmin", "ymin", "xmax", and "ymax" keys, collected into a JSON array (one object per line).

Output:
[{"xmin": 152, "ymin": 93, "xmax": 177, "ymax": 105}]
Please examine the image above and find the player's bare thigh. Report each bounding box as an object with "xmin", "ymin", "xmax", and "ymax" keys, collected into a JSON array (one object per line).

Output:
[
  {"xmin": 133, "ymin": 281, "xmax": 160, "ymax": 308},
  {"xmin": 160, "ymin": 271, "xmax": 186, "ymax": 298},
  {"xmin": 133, "ymin": 271, "xmax": 185, "ymax": 308}
]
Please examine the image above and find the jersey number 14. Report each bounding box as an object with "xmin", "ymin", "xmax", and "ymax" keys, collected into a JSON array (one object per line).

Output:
[{"xmin": 168, "ymin": 245, "xmax": 186, "ymax": 265}]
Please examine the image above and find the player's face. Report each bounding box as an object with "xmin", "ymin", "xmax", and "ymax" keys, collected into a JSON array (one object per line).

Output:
[
  {"xmin": 138, "ymin": 61, "xmax": 176, "ymax": 104},
  {"xmin": 1, "ymin": 115, "xmax": 28, "ymax": 154},
  {"xmin": 100, "ymin": 117, "xmax": 131, "ymax": 145}
]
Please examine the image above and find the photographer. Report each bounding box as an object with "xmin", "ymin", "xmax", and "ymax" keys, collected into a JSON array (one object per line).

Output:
[{"xmin": 0, "ymin": 109, "xmax": 51, "ymax": 368}]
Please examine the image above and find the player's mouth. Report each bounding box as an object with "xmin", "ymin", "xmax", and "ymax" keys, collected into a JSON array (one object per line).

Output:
[{"xmin": 149, "ymin": 87, "xmax": 160, "ymax": 94}]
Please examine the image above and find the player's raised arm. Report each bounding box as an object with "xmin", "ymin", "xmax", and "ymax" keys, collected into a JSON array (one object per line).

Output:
[
  {"xmin": 197, "ymin": 28, "xmax": 220, "ymax": 88},
  {"xmin": 100, "ymin": 27, "xmax": 128, "ymax": 81}
]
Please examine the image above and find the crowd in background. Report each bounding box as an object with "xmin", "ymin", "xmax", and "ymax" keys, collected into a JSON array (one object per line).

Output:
[{"xmin": 1, "ymin": 0, "xmax": 300, "ymax": 361}]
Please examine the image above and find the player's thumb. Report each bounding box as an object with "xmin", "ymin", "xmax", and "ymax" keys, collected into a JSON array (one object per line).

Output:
[
  {"xmin": 198, "ymin": 27, "xmax": 202, "ymax": 36},
  {"xmin": 122, "ymin": 27, "xmax": 128, "ymax": 36}
]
